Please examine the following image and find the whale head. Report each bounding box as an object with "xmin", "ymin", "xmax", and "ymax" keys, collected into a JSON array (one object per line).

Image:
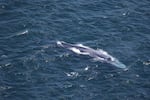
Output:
[{"xmin": 109, "ymin": 59, "xmax": 126, "ymax": 69}]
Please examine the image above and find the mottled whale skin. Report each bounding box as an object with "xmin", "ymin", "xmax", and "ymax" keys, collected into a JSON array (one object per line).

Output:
[{"xmin": 57, "ymin": 41, "xmax": 126, "ymax": 69}]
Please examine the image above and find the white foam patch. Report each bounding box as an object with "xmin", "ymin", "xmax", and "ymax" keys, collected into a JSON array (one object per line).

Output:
[
  {"xmin": 17, "ymin": 30, "xmax": 28, "ymax": 36},
  {"xmin": 65, "ymin": 72, "xmax": 79, "ymax": 77},
  {"xmin": 5, "ymin": 63, "xmax": 11, "ymax": 67},
  {"xmin": 69, "ymin": 47, "xmax": 90, "ymax": 55},
  {"xmin": 57, "ymin": 41, "xmax": 62, "ymax": 45},
  {"xmin": 4, "ymin": 30, "xmax": 28, "ymax": 39},
  {"xmin": 143, "ymin": 61, "xmax": 150, "ymax": 65},
  {"xmin": 69, "ymin": 47, "xmax": 81, "ymax": 54},
  {"xmin": 81, "ymin": 52, "xmax": 90, "ymax": 55},
  {"xmin": 57, "ymin": 41, "xmax": 64, "ymax": 47},
  {"xmin": 76, "ymin": 44, "xmax": 89, "ymax": 48},
  {"xmin": 84, "ymin": 66, "xmax": 89, "ymax": 71}
]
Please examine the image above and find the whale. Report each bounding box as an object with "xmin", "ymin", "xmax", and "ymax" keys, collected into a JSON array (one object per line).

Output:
[{"xmin": 57, "ymin": 41, "xmax": 127, "ymax": 69}]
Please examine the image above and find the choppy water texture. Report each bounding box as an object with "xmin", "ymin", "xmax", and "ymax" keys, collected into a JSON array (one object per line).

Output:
[{"xmin": 0, "ymin": 0, "xmax": 150, "ymax": 100}]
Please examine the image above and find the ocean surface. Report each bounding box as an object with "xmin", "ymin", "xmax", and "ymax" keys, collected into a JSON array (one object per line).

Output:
[{"xmin": 0, "ymin": 0, "xmax": 150, "ymax": 100}]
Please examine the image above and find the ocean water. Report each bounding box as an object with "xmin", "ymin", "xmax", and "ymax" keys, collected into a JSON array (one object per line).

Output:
[{"xmin": 0, "ymin": 0, "xmax": 150, "ymax": 100}]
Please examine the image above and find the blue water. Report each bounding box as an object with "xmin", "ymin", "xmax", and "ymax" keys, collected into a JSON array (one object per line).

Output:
[{"xmin": 0, "ymin": 0, "xmax": 150, "ymax": 100}]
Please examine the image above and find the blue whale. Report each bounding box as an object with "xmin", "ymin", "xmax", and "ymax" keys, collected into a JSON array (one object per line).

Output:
[{"xmin": 57, "ymin": 41, "xmax": 127, "ymax": 69}]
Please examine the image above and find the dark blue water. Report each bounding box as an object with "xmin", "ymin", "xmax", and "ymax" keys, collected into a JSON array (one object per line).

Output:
[{"xmin": 0, "ymin": 0, "xmax": 150, "ymax": 100}]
